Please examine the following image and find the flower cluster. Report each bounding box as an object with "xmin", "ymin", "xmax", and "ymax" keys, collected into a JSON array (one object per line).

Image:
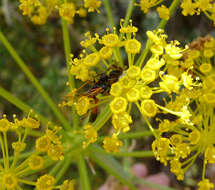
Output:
[
  {"xmin": 180, "ymin": 0, "xmax": 215, "ymax": 26},
  {"xmin": 18, "ymin": 0, "xmax": 101, "ymax": 24},
  {"xmin": 151, "ymin": 36, "xmax": 215, "ymax": 189},
  {"xmin": 137, "ymin": 0, "xmax": 170, "ymax": 20},
  {"xmin": 0, "ymin": 112, "xmax": 74, "ymax": 190},
  {"xmin": 63, "ymin": 21, "xmax": 196, "ymax": 153}
]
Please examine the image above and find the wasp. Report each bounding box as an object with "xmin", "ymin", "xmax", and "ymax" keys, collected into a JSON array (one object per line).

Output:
[{"xmin": 65, "ymin": 66, "xmax": 123, "ymax": 121}]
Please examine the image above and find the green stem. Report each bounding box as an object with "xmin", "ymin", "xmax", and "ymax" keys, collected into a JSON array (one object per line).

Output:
[
  {"xmin": 111, "ymin": 151, "xmax": 154, "ymax": 157},
  {"xmin": 0, "ymin": 86, "xmax": 48, "ymax": 126},
  {"xmin": 119, "ymin": 131, "xmax": 153, "ymax": 139},
  {"xmin": 93, "ymin": 104, "xmax": 112, "ymax": 130},
  {"xmin": 55, "ymin": 156, "xmax": 72, "ymax": 184},
  {"xmin": 88, "ymin": 145, "xmax": 138, "ymax": 190},
  {"xmin": 103, "ymin": 0, "xmax": 123, "ymax": 67},
  {"xmin": 78, "ymin": 153, "xmax": 91, "ymax": 190},
  {"xmin": 133, "ymin": 176, "xmax": 178, "ymax": 190},
  {"xmin": 49, "ymin": 160, "xmax": 65, "ymax": 176},
  {"xmin": 123, "ymin": 0, "xmax": 136, "ymax": 27},
  {"xmin": 61, "ymin": 19, "xmax": 79, "ymax": 129},
  {"xmin": 136, "ymin": 0, "xmax": 181, "ymax": 67},
  {"xmin": 0, "ymin": 31, "xmax": 71, "ymax": 131},
  {"xmin": 103, "ymin": 0, "xmax": 115, "ymax": 30}
]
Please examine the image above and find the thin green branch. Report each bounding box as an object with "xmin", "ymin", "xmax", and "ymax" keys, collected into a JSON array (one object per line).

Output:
[
  {"xmin": 103, "ymin": 0, "xmax": 123, "ymax": 66},
  {"xmin": 103, "ymin": 0, "xmax": 115, "ymax": 30},
  {"xmin": 111, "ymin": 151, "xmax": 154, "ymax": 157},
  {"xmin": 0, "ymin": 86, "xmax": 48, "ymax": 126},
  {"xmin": 55, "ymin": 156, "xmax": 72, "ymax": 184},
  {"xmin": 78, "ymin": 153, "xmax": 91, "ymax": 190},
  {"xmin": 88, "ymin": 145, "xmax": 138, "ymax": 190},
  {"xmin": 133, "ymin": 177, "xmax": 178, "ymax": 190},
  {"xmin": 49, "ymin": 160, "xmax": 65, "ymax": 176},
  {"xmin": 61, "ymin": 18, "xmax": 79, "ymax": 129},
  {"xmin": 136, "ymin": 0, "xmax": 181, "ymax": 67},
  {"xmin": 93, "ymin": 104, "xmax": 112, "ymax": 130},
  {"xmin": 0, "ymin": 30, "xmax": 71, "ymax": 131},
  {"xmin": 123, "ymin": 0, "xmax": 136, "ymax": 27},
  {"xmin": 119, "ymin": 131, "xmax": 153, "ymax": 139}
]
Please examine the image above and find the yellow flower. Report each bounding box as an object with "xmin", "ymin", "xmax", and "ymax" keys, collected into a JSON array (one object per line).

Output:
[
  {"xmin": 60, "ymin": 180, "xmax": 75, "ymax": 190},
  {"xmin": 100, "ymin": 33, "xmax": 119, "ymax": 47},
  {"xmin": 157, "ymin": 5, "xmax": 170, "ymax": 20},
  {"xmin": 199, "ymin": 63, "xmax": 212, "ymax": 73},
  {"xmin": 141, "ymin": 68, "xmax": 156, "ymax": 83},
  {"xmin": 36, "ymin": 174, "xmax": 56, "ymax": 190},
  {"xmin": 2, "ymin": 173, "xmax": 18, "ymax": 189},
  {"xmin": 103, "ymin": 134, "xmax": 123, "ymax": 152},
  {"xmin": 84, "ymin": 52, "xmax": 100, "ymax": 66},
  {"xmin": 125, "ymin": 39, "xmax": 141, "ymax": 54},
  {"xmin": 84, "ymin": 0, "xmax": 102, "ymax": 12},
  {"xmin": 126, "ymin": 88, "xmax": 140, "ymax": 102},
  {"xmin": 110, "ymin": 97, "xmax": 128, "ymax": 114},
  {"xmin": 112, "ymin": 112, "xmax": 132, "ymax": 133},
  {"xmin": 59, "ymin": 3, "xmax": 76, "ymax": 24},
  {"xmin": 197, "ymin": 179, "xmax": 214, "ymax": 190},
  {"xmin": 75, "ymin": 96, "xmax": 90, "ymax": 116},
  {"xmin": 29, "ymin": 155, "xmax": 44, "ymax": 170},
  {"xmin": 83, "ymin": 124, "xmax": 98, "ymax": 148},
  {"xmin": 140, "ymin": 99, "xmax": 157, "ymax": 117},
  {"xmin": 99, "ymin": 47, "xmax": 113, "ymax": 59}
]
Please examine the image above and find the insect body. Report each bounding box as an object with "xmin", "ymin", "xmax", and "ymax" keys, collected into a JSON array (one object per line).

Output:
[
  {"xmin": 64, "ymin": 66, "xmax": 123, "ymax": 121},
  {"xmin": 87, "ymin": 67, "xmax": 123, "ymax": 97}
]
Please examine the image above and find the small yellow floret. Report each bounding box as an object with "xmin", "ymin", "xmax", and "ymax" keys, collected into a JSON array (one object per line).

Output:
[
  {"xmin": 103, "ymin": 135, "xmax": 123, "ymax": 152},
  {"xmin": 199, "ymin": 63, "xmax": 212, "ymax": 73},
  {"xmin": 2, "ymin": 173, "xmax": 18, "ymax": 189},
  {"xmin": 141, "ymin": 68, "xmax": 156, "ymax": 83},
  {"xmin": 75, "ymin": 96, "xmax": 90, "ymax": 116},
  {"xmin": 84, "ymin": 0, "xmax": 102, "ymax": 12},
  {"xmin": 36, "ymin": 174, "xmax": 56, "ymax": 190},
  {"xmin": 157, "ymin": 5, "xmax": 170, "ymax": 20},
  {"xmin": 126, "ymin": 66, "xmax": 141, "ymax": 79},
  {"xmin": 141, "ymin": 99, "xmax": 157, "ymax": 117},
  {"xmin": 84, "ymin": 52, "xmax": 100, "ymax": 66},
  {"xmin": 112, "ymin": 112, "xmax": 132, "ymax": 133},
  {"xmin": 110, "ymin": 97, "xmax": 128, "ymax": 114},
  {"xmin": 139, "ymin": 86, "xmax": 153, "ymax": 99},
  {"xmin": 126, "ymin": 88, "xmax": 140, "ymax": 102},
  {"xmin": 101, "ymin": 34, "xmax": 119, "ymax": 47},
  {"xmin": 29, "ymin": 155, "xmax": 44, "ymax": 170},
  {"xmin": 83, "ymin": 124, "xmax": 98, "ymax": 148},
  {"xmin": 110, "ymin": 82, "xmax": 123, "ymax": 97},
  {"xmin": 197, "ymin": 179, "xmax": 214, "ymax": 190},
  {"xmin": 59, "ymin": 3, "xmax": 76, "ymax": 24},
  {"xmin": 203, "ymin": 93, "xmax": 215, "ymax": 104},
  {"xmin": 36, "ymin": 136, "xmax": 51, "ymax": 152},
  {"xmin": 120, "ymin": 76, "xmax": 136, "ymax": 89},
  {"xmin": 99, "ymin": 47, "xmax": 113, "ymax": 59},
  {"xmin": 125, "ymin": 39, "xmax": 141, "ymax": 54},
  {"xmin": 60, "ymin": 180, "xmax": 75, "ymax": 190}
]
